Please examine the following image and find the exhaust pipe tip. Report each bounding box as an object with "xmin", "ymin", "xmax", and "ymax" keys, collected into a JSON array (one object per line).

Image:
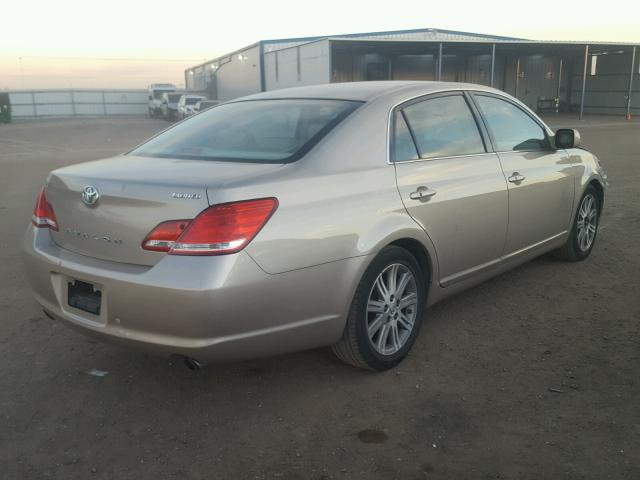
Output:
[{"xmin": 183, "ymin": 357, "xmax": 204, "ymax": 370}]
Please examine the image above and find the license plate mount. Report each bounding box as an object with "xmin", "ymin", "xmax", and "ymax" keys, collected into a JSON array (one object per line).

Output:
[{"xmin": 68, "ymin": 280, "xmax": 102, "ymax": 316}]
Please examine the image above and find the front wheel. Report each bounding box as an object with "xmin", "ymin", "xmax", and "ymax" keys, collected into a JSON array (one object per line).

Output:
[
  {"xmin": 554, "ymin": 185, "xmax": 601, "ymax": 261},
  {"xmin": 332, "ymin": 246, "xmax": 426, "ymax": 370}
]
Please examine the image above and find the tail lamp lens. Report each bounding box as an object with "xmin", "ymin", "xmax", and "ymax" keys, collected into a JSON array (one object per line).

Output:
[
  {"xmin": 141, "ymin": 220, "xmax": 190, "ymax": 252},
  {"xmin": 32, "ymin": 188, "xmax": 59, "ymax": 231},
  {"xmin": 142, "ymin": 198, "xmax": 278, "ymax": 256}
]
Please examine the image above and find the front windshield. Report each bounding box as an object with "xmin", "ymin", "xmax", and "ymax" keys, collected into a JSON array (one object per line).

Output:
[
  {"xmin": 130, "ymin": 99, "xmax": 360, "ymax": 163},
  {"xmin": 153, "ymin": 90, "xmax": 172, "ymax": 100}
]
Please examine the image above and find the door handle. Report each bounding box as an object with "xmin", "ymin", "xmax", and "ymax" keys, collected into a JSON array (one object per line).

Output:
[
  {"xmin": 508, "ymin": 172, "xmax": 526, "ymax": 184},
  {"xmin": 409, "ymin": 186, "xmax": 437, "ymax": 200}
]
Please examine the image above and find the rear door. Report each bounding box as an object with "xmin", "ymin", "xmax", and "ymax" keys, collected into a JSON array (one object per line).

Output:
[
  {"xmin": 471, "ymin": 93, "xmax": 574, "ymax": 255},
  {"xmin": 393, "ymin": 92, "xmax": 508, "ymax": 285}
]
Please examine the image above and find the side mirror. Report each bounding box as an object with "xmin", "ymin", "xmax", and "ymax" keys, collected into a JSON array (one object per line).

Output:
[{"xmin": 555, "ymin": 128, "xmax": 581, "ymax": 149}]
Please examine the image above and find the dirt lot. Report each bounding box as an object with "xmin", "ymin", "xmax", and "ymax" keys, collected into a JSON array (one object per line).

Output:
[{"xmin": 1, "ymin": 116, "xmax": 639, "ymax": 479}]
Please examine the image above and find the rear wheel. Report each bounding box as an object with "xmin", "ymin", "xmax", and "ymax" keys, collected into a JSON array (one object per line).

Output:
[
  {"xmin": 332, "ymin": 246, "xmax": 426, "ymax": 370},
  {"xmin": 554, "ymin": 185, "xmax": 600, "ymax": 261}
]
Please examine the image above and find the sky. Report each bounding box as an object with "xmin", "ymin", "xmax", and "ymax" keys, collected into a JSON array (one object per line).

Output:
[{"xmin": 1, "ymin": 0, "xmax": 638, "ymax": 90}]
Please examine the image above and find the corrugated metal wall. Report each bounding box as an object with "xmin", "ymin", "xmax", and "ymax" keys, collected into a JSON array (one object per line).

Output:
[
  {"xmin": 570, "ymin": 51, "xmax": 639, "ymax": 115},
  {"xmin": 214, "ymin": 44, "xmax": 262, "ymax": 102},
  {"xmin": 392, "ymin": 55, "xmax": 437, "ymax": 81},
  {"xmin": 264, "ymin": 40, "xmax": 330, "ymax": 91},
  {"xmin": 8, "ymin": 90, "xmax": 147, "ymax": 117},
  {"xmin": 186, "ymin": 44, "xmax": 263, "ymax": 101},
  {"xmin": 463, "ymin": 55, "xmax": 506, "ymax": 90}
]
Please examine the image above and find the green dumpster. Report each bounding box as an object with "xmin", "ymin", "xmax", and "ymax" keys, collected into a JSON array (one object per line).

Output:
[{"xmin": 0, "ymin": 93, "xmax": 11, "ymax": 123}]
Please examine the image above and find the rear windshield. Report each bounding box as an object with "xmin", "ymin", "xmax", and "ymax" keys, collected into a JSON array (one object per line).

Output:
[
  {"xmin": 185, "ymin": 97, "xmax": 202, "ymax": 105},
  {"xmin": 167, "ymin": 94, "xmax": 182, "ymax": 102},
  {"xmin": 129, "ymin": 99, "xmax": 361, "ymax": 163}
]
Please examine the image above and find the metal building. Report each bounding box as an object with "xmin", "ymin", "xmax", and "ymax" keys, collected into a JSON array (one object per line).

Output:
[{"xmin": 185, "ymin": 28, "xmax": 639, "ymax": 118}]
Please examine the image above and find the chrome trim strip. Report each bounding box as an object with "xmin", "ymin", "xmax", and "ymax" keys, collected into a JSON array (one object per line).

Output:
[
  {"xmin": 393, "ymin": 152, "xmax": 498, "ymax": 165},
  {"xmin": 494, "ymin": 149, "xmax": 554, "ymax": 155}
]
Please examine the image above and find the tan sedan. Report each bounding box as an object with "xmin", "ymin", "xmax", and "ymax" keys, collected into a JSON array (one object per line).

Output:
[{"xmin": 23, "ymin": 81, "xmax": 607, "ymax": 370}]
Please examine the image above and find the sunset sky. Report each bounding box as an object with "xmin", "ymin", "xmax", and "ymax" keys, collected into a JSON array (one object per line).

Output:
[{"xmin": 1, "ymin": 0, "xmax": 638, "ymax": 90}]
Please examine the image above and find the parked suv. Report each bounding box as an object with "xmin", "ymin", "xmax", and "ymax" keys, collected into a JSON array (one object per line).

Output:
[
  {"xmin": 160, "ymin": 92, "xmax": 183, "ymax": 121},
  {"xmin": 177, "ymin": 94, "xmax": 207, "ymax": 120},
  {"xmin": 194, "ymin": 99, "xmax": 219, "ymax": 113},
  {"xmin": 23, "ymin": 82, "xmax": 607, "ymax": 370}
]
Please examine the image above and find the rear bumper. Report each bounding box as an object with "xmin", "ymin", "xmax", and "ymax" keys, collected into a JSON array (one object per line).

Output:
[{"xmin": 22, "ymin": 227, "xmax": 370, "ymax": 362}]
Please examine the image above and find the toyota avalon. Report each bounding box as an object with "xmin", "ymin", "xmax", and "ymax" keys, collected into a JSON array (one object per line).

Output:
[{"xmin": 22, "ymin": 81, "xmax": 607, "ymax": 370}]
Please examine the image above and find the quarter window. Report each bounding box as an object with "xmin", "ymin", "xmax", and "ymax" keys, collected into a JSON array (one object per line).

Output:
[
  {"xmin": 393, "ymin": 111, "xmax": 419, "ymax": 162},
  {"xmin": 474, "ymin": 95, "xmax": 549, "ymax": 151},
  {"xmin": 401, "ymin": 95, "xmax": 485, "ymax": 159}
]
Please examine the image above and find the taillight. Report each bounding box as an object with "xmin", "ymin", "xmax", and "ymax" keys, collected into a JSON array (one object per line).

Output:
[
  {"xmin": 32, "ymin": 188, "xmax": 58, "ymax": 231},
  {"xmin": 142, "ymin": 198, "xmax": 278, "ymax": 256},
  {"xmin": 141, "ymin": 220, "xmax": 190, "ymax": 252}
]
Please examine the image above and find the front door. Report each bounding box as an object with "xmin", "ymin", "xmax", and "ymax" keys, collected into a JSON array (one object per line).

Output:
[
  {"xmin": 392, "ymin": 93, "xmax": 508, "ymax": 285},
  {"xmin": 472, "ymin": 93, "xmax": 574, "ymax": 255}
]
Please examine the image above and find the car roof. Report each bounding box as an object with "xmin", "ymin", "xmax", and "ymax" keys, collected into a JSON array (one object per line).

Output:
[{"xmin": 236, "ymin": 81, "xmax": 503, "ymax": 103}]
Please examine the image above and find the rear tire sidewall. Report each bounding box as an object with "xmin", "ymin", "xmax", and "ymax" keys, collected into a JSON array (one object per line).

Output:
[{"xmin": 354, "ymin": 247, "xmax": 426, "ymax": 370}]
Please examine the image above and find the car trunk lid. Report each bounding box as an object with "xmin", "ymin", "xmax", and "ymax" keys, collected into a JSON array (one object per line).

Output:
[{"xmin": 45, "ymin": 155, "xmax": 281, "ymax": 266}]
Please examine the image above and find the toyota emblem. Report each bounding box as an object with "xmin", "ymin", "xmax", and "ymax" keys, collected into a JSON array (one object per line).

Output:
[{"xmin": 82, "ymin": 186, "xmax": 100, "ymax": 206}]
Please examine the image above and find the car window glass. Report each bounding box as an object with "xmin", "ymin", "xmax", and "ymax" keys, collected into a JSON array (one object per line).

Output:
[
  {"xmin": 402, "ymin": 95, "xmax": 485, "ymax": 159},
  {"xmin": 130, "ymin": 99, "xmax": 360, "ymax": 163},
  {"xmin": 393, "ymin": 111, "xmax": 419, "ymax": 162},
  {"xmin": 475, "ymin": 95, "xmax": 549, "ymax": 151}
]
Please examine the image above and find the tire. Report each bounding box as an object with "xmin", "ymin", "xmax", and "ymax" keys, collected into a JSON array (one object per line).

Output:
[
  {"xmin": 554, "ymin": 185, "xmax": 601, "ymax": 261},
  {"xmin": 332, "ymin": 246, "xmax": 426, "ymax": 370}
]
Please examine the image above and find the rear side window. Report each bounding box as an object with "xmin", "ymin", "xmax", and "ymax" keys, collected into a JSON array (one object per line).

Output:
[
  {"xmin": 130, "ymin": 99, "xmax": 361, "ymax": 163},
  {"xmin": 393, "ymin": 111, "xmax": 419, "ymax": 162},
  {"xmin": 474, "ymin": 95, "xmax": 549, "ymax": 151},
  {"xmin": 401, "ymin": 95, "xmax": 485, "ymax": 159}
]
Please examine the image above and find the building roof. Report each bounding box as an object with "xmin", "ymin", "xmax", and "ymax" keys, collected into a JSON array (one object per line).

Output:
[
  {"xmin": 188, "ymin": 27, "xmax": 527, "ymax": 71},
  {"xmin": 186, "ymin": 27, "xmax": 640, "ymax": 73},
  {"xmin": 261, "ymin": 27, "xmax": 525, "ymax": 51}
]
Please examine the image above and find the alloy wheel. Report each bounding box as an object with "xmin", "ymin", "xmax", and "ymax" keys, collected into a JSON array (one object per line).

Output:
[
  {"xmin": 577, "ymin": 193, "xmax": 598, "ymax": 252},
  {"xmin": 366, "ymin": 263, "xmax": 418, "ymax": 356}
]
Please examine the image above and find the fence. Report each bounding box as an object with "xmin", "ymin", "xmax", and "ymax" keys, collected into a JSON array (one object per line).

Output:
[{"xmin": 7, "ymin": 89, "xmax": 148, "ymax": 118}]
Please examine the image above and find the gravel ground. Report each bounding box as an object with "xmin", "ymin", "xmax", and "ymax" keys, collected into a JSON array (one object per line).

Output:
[{"xmin": 1, "ymin": 115, "xmax": 639, "ymax": 479}]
